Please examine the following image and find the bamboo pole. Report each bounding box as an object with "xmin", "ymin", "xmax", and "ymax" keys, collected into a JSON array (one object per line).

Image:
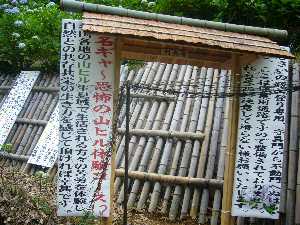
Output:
[
  {"xmin": 221, "ymin": 54, "xmax": 241, "ymax": 225},
  {"xmin": 198, "ymin": 70, "xmax": 228, "ymax": 224},
  {"xmin": 4, "ymin": 74, "xmax": 46, "ymax": 167},
  {"xmin": 294, "ymin": 63, "xmax": 300, "ymax": 225},
  {"xmin": 115, "ymin": 63, "xmax": 153, "ymax": 168},
  {"xmin": 285, "ymin": 61, "xmax": 298, "ymax": 225},
  {"xmin": 161, "ymin": 66, "xmax": 206, "ymax": 215},
  {"xmin": 0, "ymin": 151, "xmax": 225, "ymax": 189},
  {"xmin": 167, "ymin": 66, "xmax": 199, "ymax": 219},
  {"xmin": 17, "ymin": 76, "xmax": 55, "ymax": 168},
  {"xmin": 136, "ymin": 64, "xmax": 182, "ymax": 210},
  {"xmin": 134, "ymin": 64, "xmax": 180, "ymax": 209},
  {"xmin": 128, "ymin": 64, "xmax": 178, "ymax": 209},
  {"xmin": 117, "ymin": 128, "xmax": 205, "ymax": 140},
  {"xmin": 130, "ymin": 93, "xmax": 176, "ymax": 101},
  {"xmin": 189, "ymin": 69, "xmax": 218, "ymax": 218},
  {"xmin": 114, "ymin": 62, "xmax": 160, "ymax": 194},
  {"xmin": 210, "ymin": 82, "xmax": 230, "ymax": 225},
  {"xmin": 148, "ymin": 65, "xmax": 192, "ymax": 212},
  {"xmin": 117, "ymin": 63, "xmax": 166, "ymax": 203},
  {"xmin": 123, "ymin": 81, "xmax": 130, "ymax": 225},
  {"xmin": 0, "ymin": 85, "xmax": 59, "ymax": 92},
  {"xmin": 115, "ymin": 169, "xmax": 223, "ymax": 187},
  {"xmin": 116, "ymin": 67, "xmax": 146, "ymax": 160}
]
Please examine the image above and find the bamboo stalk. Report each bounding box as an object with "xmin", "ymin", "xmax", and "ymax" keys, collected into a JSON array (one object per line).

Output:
[
  {"xmin": 148, "ymin": 65, "xmax": 192, "ymax": 212},
  {"xmin": 117, "ymin": 63, "xmax": 168, "ymax": 204},
  {"xmin": 114, "ymin": 62, "xmax": 160, "ymax": 195},
  {"xmin": 294, "ymin": 63, "xmax": 300, "ymax": 225},
  {"xmin": 5, "ymin": 74, "xmax": 45, "ymax": 167},
  {"xmin": 115, "ymin": 169, "xmax": 223, "ymax": 187},
  {"xmin": 189, "ymin": 69, "xmax": 218, "ymax": 218},
  {"xmin": 0, "ymin": 85, "xmax": 59, "ymax": 92},
  {"xmin": 167, "ymin": 66, "xmax": 199, "ymax": 219},
  {"xmin": 285, "ymin": 61, "xmax": 298, "ymax": 225},
  {"xmin": 117, "ymin": 128, "xmax": 205, "ymax": 140},
  {"xmin": 210, "ymin": 84, "xmax": 230, "ymax": 225},
  {"xmin": 221, "ymin": 55, "xmax": 241, "ymax": 225},
  {"xmin": 130, "ymin": 93, "xmax": 176, "ymax": 101},
  {"xmin": 127, "ymin": 63, "xmax": 172, "ymax": 207},
  {"xmin": 161, "ymin": 66, "xmax": 206, "ymax": 215},
  {"xmin": 116, "ymin": 68, "xmax": 144, "ymax": 152},
  {"xmin": 115, "ymin": 63, "xmax": 153, "ymax": 168},
  {"xmin": 198, "ymin": 70, "xmax": 228, "ymax": 224},
  {"xmin": 14, "ymin": 74, "xmax": 54, "ymax": 169},
  {"xmin": 136, "ymin": 64, "xmax": 182, "ymax": 210}
]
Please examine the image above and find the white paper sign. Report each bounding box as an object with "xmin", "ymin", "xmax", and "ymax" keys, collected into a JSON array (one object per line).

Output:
[
  {"xmin": 57, "ymin": 19, "xmax": 114, "ymax": 217},
  {"xmin": 232, "ymin": 56, "xmax": 288, "ymax": 219},
  {"xmin": 28, "ymin": 104, "xmax": 59, "ymax": 167},
  {"xmin": 0, "ymin": 71, "xmax": 39, "ymax": 146}
]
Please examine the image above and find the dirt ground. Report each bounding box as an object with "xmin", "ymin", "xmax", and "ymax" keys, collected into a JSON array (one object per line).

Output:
[
  {"xmin": 0, "ymin": 167, "xmax": 198, "ymax": 225},
  {"xmin": 112, "ymin": 206, "xmax": 198, "ymax": 225}
]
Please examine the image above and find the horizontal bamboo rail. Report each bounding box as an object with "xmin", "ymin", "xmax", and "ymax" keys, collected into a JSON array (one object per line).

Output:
[
  {"xmin": 16, "ymin": 118, "xmax": 48, "ymax": 126},
  {"xmin": 1, "ymin": 86, "xmax": 175, "ymax": 102},
  {"xmin": 115, "ymin": 169, "xmax": 223, "ymax": 188},
  {"xmin": 0, "ymin": 152, "xmax": 222, "ymax": 188},
  {"xmin": 117, "ymin": 128, "xmax": 205, "ymax": 140},
  {"xmin": 0, "ymin": 85, "xmax": 59, "ymax": 93},
  {"xmin": 0, "ymin": 151, "xmax": 29, "ymax": 162},
  {"xmin": 130, "ymin": 93, "xmax": 176, "ymax": 101}
]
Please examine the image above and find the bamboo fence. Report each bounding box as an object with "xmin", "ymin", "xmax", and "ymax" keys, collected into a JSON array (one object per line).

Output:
[{"xmin": 0, "ymin": 62, "xmax": 299, "ymax": 225}]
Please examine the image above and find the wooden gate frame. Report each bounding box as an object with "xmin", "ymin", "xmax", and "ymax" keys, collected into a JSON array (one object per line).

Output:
[{"xmin": 60, "ymin": 1, "xmax": 294, "ymax": 224}]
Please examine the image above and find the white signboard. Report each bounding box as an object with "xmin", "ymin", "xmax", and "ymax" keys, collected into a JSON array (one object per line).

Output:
[
  {"xmin": 57, "ymin": 20, "xmax": 114, "ymax": 217},
  {"xmin": 28, "ymin": 104, "xmax": 59, "ymax": 167},
  {"xmin": 0, "ymin": 71, "xmax": 39, "ymax": 146},
  {"xmin": 232, "ymin": 56, "xmax": 288, "ymax": 219}
]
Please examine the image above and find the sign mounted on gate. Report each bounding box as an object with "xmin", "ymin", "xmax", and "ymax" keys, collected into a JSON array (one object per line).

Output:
[
  {"xmin": 57, "ymin": 19, "xmax": 115, "ymax": 217},
  {"xmin": 232, "ymin": 55, "xmax": 288, "ymax": 219}
]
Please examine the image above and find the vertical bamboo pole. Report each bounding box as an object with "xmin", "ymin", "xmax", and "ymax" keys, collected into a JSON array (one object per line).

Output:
[
  {"xmin": 123, "ymin": 81, "xmax": 130, "ymax": 225},
  {"xmin": 221, "ymin": 54, "xmax": 241, "ymax": 225},
  {"xmin": 104, "ymin": 36, "xmax": 122, "ymax": 225},
  {"xmin": 286, "ymin": 61, "xmax": 298, "ymax": 225}
]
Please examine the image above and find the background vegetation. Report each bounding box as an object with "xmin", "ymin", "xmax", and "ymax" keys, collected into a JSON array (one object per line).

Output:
[{"xmin": 0, "ymin": 0, "xmax": 299, "ymax": 73}]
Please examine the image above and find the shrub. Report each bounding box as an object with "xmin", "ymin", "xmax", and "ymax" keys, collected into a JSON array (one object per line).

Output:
[{"xmin": 0, "ymin": 0, "xmax": 78, "ymax": 73}]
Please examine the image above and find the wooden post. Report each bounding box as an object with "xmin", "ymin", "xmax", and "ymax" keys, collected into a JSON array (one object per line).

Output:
[
  {"xmin": 221, "ymin": 54, "xmax": 241, "ymax": 225},
  {"xmin": 104, "ymin": 36, "xmax": 122, "ymax": 225}
]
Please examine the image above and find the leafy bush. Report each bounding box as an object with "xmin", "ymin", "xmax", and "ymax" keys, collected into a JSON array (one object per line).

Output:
[
  {"xmin": 0, "ymin": 0, "xmax": 78, "ymax": 73},
  {"xmin": 0, "ymin": 0, "xmax": 299, "ymax": 74}
]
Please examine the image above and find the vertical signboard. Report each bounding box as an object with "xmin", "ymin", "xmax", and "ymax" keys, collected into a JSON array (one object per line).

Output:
[
  {"xmin": 57, "ymin": 19, "xmax": 115, "ymax": 217},
  {"xmin": 28, "ymin": 104, "xmax": 59, "ymax": 167},
  {"xmin": 0, "ymin": 71, "xmax": 39, "ymax": 146},
  {"xmin": 232, "ymin": 56, "xmax": 288, "ymax": 219}
]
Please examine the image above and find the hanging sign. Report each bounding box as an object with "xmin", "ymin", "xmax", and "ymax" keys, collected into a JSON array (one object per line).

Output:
[
  {"xmin": 232, "ymin": 55, "xmax": 288, "ymax": 219},
  {"xmin": 0, "ymin": 71, "xmax": 39, "ymax": 147},
  {"xmin": 57, "ymin": 19, "xmax": 115, "ymax": 217},
  {"xmin": 28, "ymin": 104, "xmax": 59, "ymax": 167}
]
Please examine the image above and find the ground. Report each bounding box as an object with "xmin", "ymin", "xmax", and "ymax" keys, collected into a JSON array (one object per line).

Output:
[{"xmin": 0, "ymin": 166, "xmax": 198, "ymax": 225}]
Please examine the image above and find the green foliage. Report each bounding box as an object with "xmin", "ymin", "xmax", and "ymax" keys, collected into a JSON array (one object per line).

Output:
[
  {"xmin": 0, "ymin": 0, "xmax": 299, "ymax": 73},
  {"xmin": 0, "ymin": 0, "xmax": 78, "ymax": 73},
  {"xmin": 125, "ymin": 59, "xmax": 145, "ymax": 71},
  {"xmin": 32, "ymin": 196, "xmax": 52, "ymax": 215}
]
